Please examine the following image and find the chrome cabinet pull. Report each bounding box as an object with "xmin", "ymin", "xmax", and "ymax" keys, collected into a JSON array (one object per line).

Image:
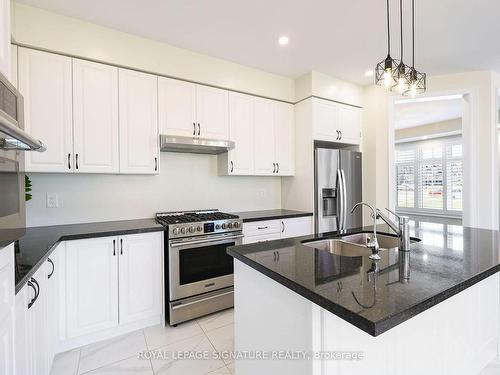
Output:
[
  {"xmin": 28, "ymin": 277, "xmax": 40, "ymax": 309},
  {"xmin": 120, "ymin": 238, "xmax": 123, "ymax": 255},
  {"xmin": 193, "ymin": 122, "xmax": 196, "ymax": 136},
  {"xmin": 75, "ymin": 154, "xmax": 79, "ymax": 170},
  {"xmin": 230, "ymin": 161, "xmax": 234, "ymax": 173},
  {"xmin": 47, "ymin": 258, "xmax": 55, "ymax": 279},
  {"xmin": 68, "ymin": 153, "xmax": 71, "ymax": 170},
  {"xmin": 197, "ymin": 123, "xmax": 201, "ymax": 136},
  {"xmin": 272, "ymin": 163, "xmax": 276, "ymax": 173},
  {"xmin": 276, "ymin": 163, "xmax": 280, "ymax": 173},
  {"xmin": 257, "ymin": 226, "xmax": 268, "ymax": 230},
  {"xmin": 281, "ymin": 221, "xmax": 285, "ymax": 233},
  {"xmin": 154, "ymin": 157, "xmax": 158, "ymax": 171},
  {"xmin": 339, "ymin": 130, "xmax": 343, "ymax": 140},
  {"xmin": 113, "ymin": 239, "xmax": 116, "ymax": 256}
]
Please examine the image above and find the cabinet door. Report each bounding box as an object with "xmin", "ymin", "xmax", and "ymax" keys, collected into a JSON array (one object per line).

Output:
[
  {"xmin": 119, "ymin": 69, "xmax": 159, "ymax": 174},
  {"xmin": 118, "ymin": 233, "xmax": 162, "ymax": 325},
  {"xmin": 274, "ymin": 102, "xmax": 295, "ymax": 176},
  {"xmin": 281, "ymin": 217, "xmax": 313, "ymax": 239},
  {"xmin": 337, "ymin": 105, "xmax": 361, "ymax": 144},
  {"xmin": 227, "ymin": 92, "xmax": 254, "ymax": 175},
  {"xmin": 46, "ymin": 248, "xmax": 60, "ymax": 368},
  {"xmin": 30, "ymin": 267, "xmax": 49, "ymax": 375},
  {"xmin": 0, "ymin": 0, "xmax": 10, "ymax": 78},
  {"xmin": 15, "ymin": 285, "xmax": 32, "ymax": 375},
  {"xmin": 158, "ymin": 77, "xmax": 197, "ymax": 137},
  {"xmin": 73, "ymin": 59, "xmax": 119, "ymax": 173},
  {"xmin": 0, "ymin": 244, "xmax": 14, "ymax": 375},
  {"xmin": 312, "ymin": 98, "xmax": 339, "ymax": 142},
  {"xmin": 18, "ymin": 48, "xmax": 74, "ymax": 173},
  {"xmin": 65, "ymin": 237, "xmax": 119, "ymax": 338},
  {"xmin": 196, "ymin": 85, "xmax": 229, "ymax": 139},
  {"xmin": 254, "ymin": 98, "xmax": 276, "ymax": 175},
  {"xmin": 243, "ymin": 232, "xmax": 281, "ymax": 245}
]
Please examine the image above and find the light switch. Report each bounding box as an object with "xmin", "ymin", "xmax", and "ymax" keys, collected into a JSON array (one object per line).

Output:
[{"xmin": 46, "ymin": 193, "xmax": 59, "ymax": 208}]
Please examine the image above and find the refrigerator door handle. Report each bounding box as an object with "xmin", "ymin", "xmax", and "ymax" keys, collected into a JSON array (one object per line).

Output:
[
  {"xmin": 337, "ymin": 169, "xmax": 344, "ymax": 231},
  {"xmin": 341, "ymin": 169, "xmax": 347, "ymax": 230}
]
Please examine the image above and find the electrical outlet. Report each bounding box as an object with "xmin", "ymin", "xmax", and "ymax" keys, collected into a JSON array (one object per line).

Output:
[
  {"xmin": 46, "ymin": 193, "xmax": 59, "ymax": 208},
  {"xmin": 258, "ymin": 189, "xmax": 267, "ymax": 198}
]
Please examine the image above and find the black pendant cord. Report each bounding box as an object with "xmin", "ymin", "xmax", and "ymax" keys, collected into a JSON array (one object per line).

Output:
[
  {"xmin": 399, "ymin": 0, "xmax": 403, "ymax": 62},
  {"xmin": 386, "ymin": 0, "xmax": 391, "ymax": 55},
  {"xmin": 412, "ymin": 0, "xmax": 415, "ymax": 68}
]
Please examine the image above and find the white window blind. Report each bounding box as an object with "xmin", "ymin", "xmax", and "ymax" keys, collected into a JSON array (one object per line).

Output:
[{"xmin": 395, "ymin": 137, "xmax": 462, "ymax": 217}]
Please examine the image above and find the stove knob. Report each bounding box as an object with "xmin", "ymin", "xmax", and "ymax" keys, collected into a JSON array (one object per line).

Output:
[
  {"xmin": 188, "ymin": 226, "xmax": 195, "ymax": 233},
  {"xmin": 197, "ymin": 225, "xmax": 203, "ymax": 232},
  {"xmin": 180, "ymin": 227, "xmax": 186, "ymax": 234},
  {"xmin": 173, "ymin": 228, "xmax": 180, "ymax": 235},
  {"xmin": 234, "ymin": 222, "xmax": 240, "ymax": 229},
  {"xmin": 228, "ymin": 223, "xmax": 233, "ymax": 229},
  {"xmin": 221, "ymin": 223, "xmax": 227, "ymax": 229},
  {"xmin": 216, "ymin": 224, "xmax": 221, "ymax": 230}
]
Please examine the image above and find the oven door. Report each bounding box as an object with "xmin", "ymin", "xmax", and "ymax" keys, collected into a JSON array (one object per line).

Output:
[{"xmin": 168, "ymin": 232, "xmax": 243, "ymax": 301}]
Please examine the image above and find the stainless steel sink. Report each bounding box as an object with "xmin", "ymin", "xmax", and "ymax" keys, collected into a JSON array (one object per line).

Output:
[
  {"xmin": 302, "ymin": 233, "xmax": 415, "ymax": 257},
  {"xmin": 302, "ymin": 238, "xmax": 385, "ymax": 257}
]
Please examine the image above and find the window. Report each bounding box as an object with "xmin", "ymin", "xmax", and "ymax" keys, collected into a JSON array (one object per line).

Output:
[{"xmin": 395, "ymin": 137, "xmax": 462, "ymax": 217}]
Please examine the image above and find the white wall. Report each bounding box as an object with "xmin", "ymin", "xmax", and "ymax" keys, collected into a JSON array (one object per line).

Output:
[{"xmin": 26, "ymin": 152, "xmax": 282, "ymax": 226}]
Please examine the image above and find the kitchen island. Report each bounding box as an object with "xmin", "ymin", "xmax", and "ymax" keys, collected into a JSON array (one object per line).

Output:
[{"xmin": 228, "ymin": 220, "xmax": 500, "ymax": 375}]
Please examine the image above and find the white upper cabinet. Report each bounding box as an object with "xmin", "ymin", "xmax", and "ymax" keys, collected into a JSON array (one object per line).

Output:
[
  {"xmin": 118, "ymin": 233, "xmax": 162, "ymax": 325},
  {"xmin": 312, "ymin": 97, "xmax": 361, "ymax": 145},
  {"xmin": 195, "ymin": 85, "xmax": 229, "ymax": 140},
  {"xmin": 254, "ymin": 97, "xmax": 275, "ymax": 175},
  {"xmin": 72, "ymin": 59, "xmax": 120, "ymax": 173},
  {"xmin": 65, "ymin": 237, "xmax": 119, "ymax": 338},
  {"xmin": 274, "ymin": 102, "xmax": 295, "ymax": 176},
  {"xmin": 158, "ymin": 77, "xmax": 197, "ymax": 137},
  {"xmin": 18, "ymin": 48, "xmax": 74, "ymax": 173},
  {"xmin": 119, "ymin": 69, "xmax": 159, "ymax": 174},
  {"xmin": 0, "ymin": 0, "xmax": 10, "ymax": 78},
  {"xmin": 226, "ymin": 92, "xmax": 255, "ymax": 175}
]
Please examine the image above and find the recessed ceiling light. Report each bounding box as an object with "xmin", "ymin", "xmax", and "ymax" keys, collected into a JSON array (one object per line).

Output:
[
  {"xmin": 364, "ymin": 70, "xmax": 374, "ymax": 77},
  {"xmin": 278, "ymin": 36, "xmax": 289, "ymax": 46}
]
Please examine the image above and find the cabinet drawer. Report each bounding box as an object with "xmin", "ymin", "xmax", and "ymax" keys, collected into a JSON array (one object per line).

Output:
[
  {"xmin": 243, "ymin": 220, "xmax": 281, "ymax": 237},
  {"xmin": 243, "ymin": 232, "xmax": 281, "ymax": 245}
]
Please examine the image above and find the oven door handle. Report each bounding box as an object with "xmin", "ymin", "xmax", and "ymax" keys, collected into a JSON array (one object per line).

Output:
[
  {"xmin": 171, "ymin": 290, "xmax": 234, "ymax": 310},
  {"xmin": 170, "ymin": 234, "xmax": 244, "ymax": 248}
]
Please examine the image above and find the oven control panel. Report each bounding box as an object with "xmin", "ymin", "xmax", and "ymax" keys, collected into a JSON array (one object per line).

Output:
[{"xmin": 169, "ymin": 219, "xmax": 242, "ymax": 239}]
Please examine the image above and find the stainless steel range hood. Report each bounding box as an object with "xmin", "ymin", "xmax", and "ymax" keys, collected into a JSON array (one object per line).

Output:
[{"xmin": 160, "ymin": 135, "xmax": 234, "ymax": 155}]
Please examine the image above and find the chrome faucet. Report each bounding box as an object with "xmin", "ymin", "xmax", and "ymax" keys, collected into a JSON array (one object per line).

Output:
[
  {"xmin": 350, "ymin": 202, "xmax": 380, "ymax": 260},
  {"xmin": 376, "ymin": 208, "xmax": 411, "ymax": 252}
]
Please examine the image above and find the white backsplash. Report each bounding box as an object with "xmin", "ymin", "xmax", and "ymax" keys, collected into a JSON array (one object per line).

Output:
[{"xmin": 25, "ymin": 152, "xmax": 282, "ymax": 227}]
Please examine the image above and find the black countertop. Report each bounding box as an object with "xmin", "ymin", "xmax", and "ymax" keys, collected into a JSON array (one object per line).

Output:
[
  {"xmin": 231, "ymin": 209, "xmax": 313, "ymax": 223},
  {"xmin": 10, "ymin": 219, "xmax": 164, "ymax": 293},
  {"xmin": 227, "ymin": 220, "xmax": 500, "ymax": 336}
]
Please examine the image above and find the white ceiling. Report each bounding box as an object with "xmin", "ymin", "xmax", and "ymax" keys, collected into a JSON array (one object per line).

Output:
[
  {"xmin": 394, "ymin": 98, "xmax": 462, "ymax": 129},
  {"xmin": 16, "ymin": 0, "xmax": 500, "ymax": 85}
]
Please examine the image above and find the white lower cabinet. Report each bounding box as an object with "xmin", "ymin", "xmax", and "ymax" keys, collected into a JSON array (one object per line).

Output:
[
  {"xmin": 14, "ymin": 284, "xmax": 32, "ymax": 375},
  {"xmin": 243, "ymin": 216, "xmax": 313, "ymax": 244},
  {"xmin": 61, "ymin": 232, "xmax": 162, "ymax": 348},
  {"xmin": 0, "ymin": 244, "xmax": 14, "ymax": 375},
  {"xmin": 30, "ymin": 266, "xmax": 50, "ymax": 375}
]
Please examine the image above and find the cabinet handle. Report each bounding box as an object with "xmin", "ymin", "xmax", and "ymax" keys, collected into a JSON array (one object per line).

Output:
[
  {"xmin": 28, "ymin": 277, "xmax": 39, "ymax": 309},
  {"xmin": 339, "ymin": 130, "xmax": 342, "ymax": 140},
  {"xmin": 75, "ymin": 154, "xmax": 79, "ymax": 170},
  {"xmin": 257, "ymin": 226, "xmax": 268, "ymax": 230},
  {"xmin": 193, "ymin": 122, "xmax": 196, "ymax": 136},
  {"xmin": 154, "ymin": 157, "xmax": 158, "ymax": 172},
  {"xmin": 277, "ymin": 251, "xmax": 280, "ymax": 262},
  {"xmin": 336, "ymin": 130, "xmax": 339, "ymax": 140},
  {"xmin": 273, "ymin": 251, "xmax": 277, "ymax": 262},
  {"xmin": 281, "ymin": 221, "xmax": 285, "ymax": 233},
  {"xmin": 272, "ymin": 163, "xmax": 276, "ymax": 173},
  {"xmin": 198, "ymin": 123, "xmax": 201, "ymax": 136},
  {"xmin": 68, "ymin": 153, "xmax": 71, "ymax": 170},
  {"xmin": 276, "ymin": 163, "xmax": 280, "ymax": 174},
  {"xmin": 113, "ymin": 239, "xmax": 116, "ymax": 256},
  {"xmin": 120, "ymin": 238, "xmax": 123, "ymax": 255},
  {"xmin": 47, "ymin": 258, "xmax": 55, "ymax": 279},
  {"xmin": 230, "ymin": 161, "xmax": 234, "ymax": 173}
]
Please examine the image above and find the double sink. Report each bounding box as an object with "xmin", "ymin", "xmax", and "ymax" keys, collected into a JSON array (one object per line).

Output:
[{"xmin": 303, "ymin": 233, "xmax": 413, "ymax": 257}]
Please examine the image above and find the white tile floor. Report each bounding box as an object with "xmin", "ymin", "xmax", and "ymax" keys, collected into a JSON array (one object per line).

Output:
[{"xmin": 50, "ymin": 308, "xmax": 235, "ymax": 375}]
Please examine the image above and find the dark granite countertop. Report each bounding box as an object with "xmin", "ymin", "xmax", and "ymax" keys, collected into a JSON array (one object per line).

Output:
[
  {"xmin": 227, "ymin": 219, "xmax": 500, "ymax": 336},
  {"xmin": 11, "ymin": 219, "xmax": 164, "ymax": 293},
  {"xmin": 231, "ymin": 209, "xmax": 313, "ymax": 223}
]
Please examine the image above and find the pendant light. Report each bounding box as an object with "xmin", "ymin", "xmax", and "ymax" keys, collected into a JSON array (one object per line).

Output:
[
  {"xmin": 404, "ymin": 0, "xmax": 426, "ymax": 96},
  {"xmin": 392, "ymin": 0, "xmax": 411, "ymax": 94},
  {"xmin": 375, "ymin": 0, "xmax": 398, "ymax": 88}
]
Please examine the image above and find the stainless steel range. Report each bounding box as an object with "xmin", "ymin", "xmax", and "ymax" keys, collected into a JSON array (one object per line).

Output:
[{"xmin": 156, "ymin": 210, "xmax": 243, "ymax": 325}]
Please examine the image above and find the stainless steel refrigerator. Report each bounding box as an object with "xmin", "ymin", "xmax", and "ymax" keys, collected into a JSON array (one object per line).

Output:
[{"xmin": 314, "ymin": 147, "xmax": 362, "ymax": 234}]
